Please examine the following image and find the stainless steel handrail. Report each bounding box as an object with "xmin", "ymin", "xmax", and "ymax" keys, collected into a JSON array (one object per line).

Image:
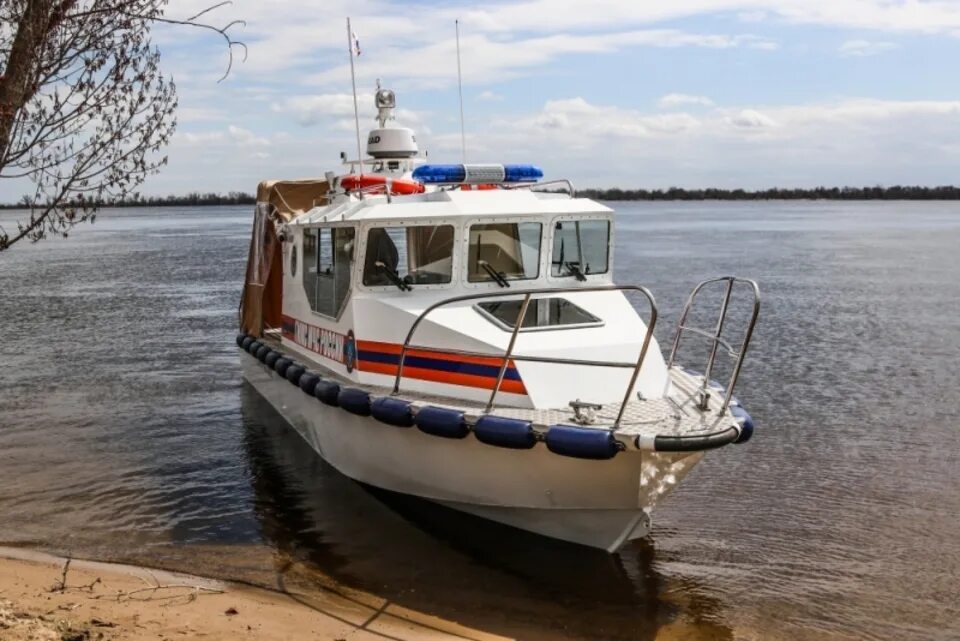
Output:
[
  {"xmin": 391, "ymin": 285, "xmax": 657, "ymax": 427},
  {"xmin": 666, "ymin": 277, "xmax": 760, "ymax": 415},
  {"xmin": 504, "ymin": 179, "xmax": 576, "ymax": 197}
]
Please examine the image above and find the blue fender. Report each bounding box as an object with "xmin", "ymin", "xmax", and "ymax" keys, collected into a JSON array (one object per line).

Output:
[
  {"xmin": 545, "ymin": 425, "xmax": 620, "ymax": 460},
  {"xmin": 474, "ymin": 415, "xmax": 536, "ymax": 449},
  {"xmin": 371, "ymin": 397, "xmax": 414, "ymax": 427},
  {"xmin": 730, "ymin": 405, "xmax": 755, "ymax": 444},
  {"xmin": 415, "ymin": 406, "xmax": 469, "ymax": 439},
  {"xmin": 338, "ymin": 388, "xmax": 371, "ymax": 416}
]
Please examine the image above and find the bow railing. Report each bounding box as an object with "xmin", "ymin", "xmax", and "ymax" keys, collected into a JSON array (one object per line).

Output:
[{"xmin": 666, "ymin": 276, "xmax": 760, "ymax": 415}]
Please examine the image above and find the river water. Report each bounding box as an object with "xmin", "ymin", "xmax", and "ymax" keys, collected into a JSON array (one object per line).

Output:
[{"xmin": 1, "ymin": 202, "xmax": 958, "ymax": 640}]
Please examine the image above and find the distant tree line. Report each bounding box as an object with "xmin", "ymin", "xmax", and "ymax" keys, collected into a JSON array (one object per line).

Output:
[
  {"xmin": 4, "ymin": 185, "xmax": 960, "ymax": 209},
  {"xmin": 579, "ymin": 185, "xmax": 960, "ymax": 200},
  {"xmin": 0, "ymin": 192, "xmax": 256, "ymax": 209}
]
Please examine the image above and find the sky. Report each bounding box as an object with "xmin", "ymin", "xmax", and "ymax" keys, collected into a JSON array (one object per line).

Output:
[{"xmin": 19, "ymin": 0, "xmax": 960, "ymax": 198}]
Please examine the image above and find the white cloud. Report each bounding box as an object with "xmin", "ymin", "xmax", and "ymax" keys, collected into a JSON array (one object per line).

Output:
[
  {"xmin": 272, "ymin": 93, "xmax": 429, "ymax": 133},
  {"xmin": 180, "ymin": 126, "xmax": 269, "ymax": 146},
  {"xmin": 307, "ymin": 29, "xmax": 778, "ymax": 88},
  {"xmin": 228, "ymin": 125, "xmax": 269, "ymax": 146},
  {"xmin": 158, "ymin": 0, "xmax": 960, "ymax": 88},
  {"xmin": 659, "ymin": 93, "xmax": 715, "ymax": 109},
  {"xmin": 176, "ymin": 106, "xmax": 228, "ymax": 123},
  {"xmin": 181, "ymin": 130, "xmax": 224, "ymax": 144},
  {"xmin": 273, "ymin": 94, "xmax": 361, "ymax": 126},
  {"xmin": 513, "ymin": 97, "xmax": 702, "ymax": 142},
  {"xmin": 449, "ymin": 96, "xmax": 960, "ymax": 188},
  {"xmin": 14, "ymin": 0, "xmax": 953, "ymax": 201},
  {"xmin": 726, "ymin": 108, "xmax": 778, "ymax": 129},
  {"xmin": 838, "ymin": 39, "xmax": 900, "ymax": 56}
]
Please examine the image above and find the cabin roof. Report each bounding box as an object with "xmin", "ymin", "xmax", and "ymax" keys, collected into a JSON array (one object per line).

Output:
[{"xmin": 291, "ymin": 189, "xmax": 612, "ymax": 226}]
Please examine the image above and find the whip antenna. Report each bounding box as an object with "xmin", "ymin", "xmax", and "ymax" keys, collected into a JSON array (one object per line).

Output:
[
  {"xmin": 456, "ymin": 19, "xmax": 467, "ymax": 163},
  {"xmin": 346, "ymin": 17, "xmax": 364, "ymax": 175}
]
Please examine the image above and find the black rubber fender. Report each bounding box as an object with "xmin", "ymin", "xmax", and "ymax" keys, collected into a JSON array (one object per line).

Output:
[
  {"xmin": 264, "ymin": 351, "xmax": 281, "ymax": 368},
  {"xmin": 650, "ymin": 426, "xmax": 740, "ymax": 452},
  {"xmin": 285, "ymin": 364, "xmax": 306, "ymax": 385},
  {"xmin": 273, "ymin": 357, "xmax": 293, "ymax": 377},
  {"xmin": 299, "ymin": 372, "xmax": 321, "ymax": 395},
  {"xmin": 314, "ymin": 379, "xmax": 340, "ymax": 406}
]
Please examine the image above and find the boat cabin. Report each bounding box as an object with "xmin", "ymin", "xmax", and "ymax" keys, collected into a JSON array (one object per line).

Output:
[{"xmin": 239, "ymin": 86, "xmax": 667, "ymax": 411}]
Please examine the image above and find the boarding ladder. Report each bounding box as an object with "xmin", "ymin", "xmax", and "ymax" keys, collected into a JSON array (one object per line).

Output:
[{"xmin": 666, "ymin": 276, "xmax": 760, "ymax": 415}]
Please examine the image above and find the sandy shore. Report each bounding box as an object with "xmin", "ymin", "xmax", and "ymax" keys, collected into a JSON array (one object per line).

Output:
[{"xmin": 0, "ymin": 547, "xmax": 511, "ymax": 641}]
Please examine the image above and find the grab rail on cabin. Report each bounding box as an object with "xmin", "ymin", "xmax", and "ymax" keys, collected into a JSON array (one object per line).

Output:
[
  {"xmin": 504, "ymin": 179, "xmax": 576, "ymax": 197},
  {"xmin": 392, "ymin": 285, "xmax": 657, "ymax": 428},
  {"xmin": 666, "ymin": 276, "xmax": 760, "ymax": 415}
]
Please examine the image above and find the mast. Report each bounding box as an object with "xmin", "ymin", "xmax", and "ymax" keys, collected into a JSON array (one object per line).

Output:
[
  {"xmin": 346, "ymin": 17, "xmax": 364, "ymax": 175},
  {"xmin": 456, "ymin": 19, "xmax": 467, "ymax": 163}
]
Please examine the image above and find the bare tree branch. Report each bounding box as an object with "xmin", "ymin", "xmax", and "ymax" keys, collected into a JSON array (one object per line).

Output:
[{"xmin": 0, "ymin": 0, "xmax": 245, "ymax": 251}]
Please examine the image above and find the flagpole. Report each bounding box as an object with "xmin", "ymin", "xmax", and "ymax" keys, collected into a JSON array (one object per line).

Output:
[
  {"xmin": 455, "ymin": 19, "xmax": 467, "ymax": 163},
  {"xmin": 346, "ymin": 17, "xmax": 364, "ymax": 175}
]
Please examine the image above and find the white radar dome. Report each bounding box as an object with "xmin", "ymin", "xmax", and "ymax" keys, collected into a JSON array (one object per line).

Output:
[{"xmin": 367, "ymin": 127, "xmax": 418, "ymax": 159}]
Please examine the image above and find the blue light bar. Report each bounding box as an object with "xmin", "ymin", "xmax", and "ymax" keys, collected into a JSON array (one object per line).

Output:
[
  {"xmin": 412, "ymin": 164, "xmax": 543, "ymax": 184},
  {"xmin": 503, "ymin": 164, "xmax": 544, "ymax": 183}
]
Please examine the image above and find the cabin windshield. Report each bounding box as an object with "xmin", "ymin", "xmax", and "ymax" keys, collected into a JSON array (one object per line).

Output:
[
  {"xmin": 363, "ymin": 225, "xmax": 455, "ymax": 287},
  {"xmin": 551, "ymin": 219, "xmax": 611, "ymax": 278},
  {"xmin": 467, "ymin": 222, "xmax": 542, "ymax": 282}
]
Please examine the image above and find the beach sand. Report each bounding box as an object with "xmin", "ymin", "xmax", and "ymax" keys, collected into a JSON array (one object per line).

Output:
[{"xmin": 0, "ymin": 548, "xmax": 512, "ymax": 641}]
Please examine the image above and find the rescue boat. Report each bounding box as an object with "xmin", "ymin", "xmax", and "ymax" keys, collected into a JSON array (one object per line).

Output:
[{"xmin": 236, "ymin": 86, "xmax": 760, "ymax": 552}]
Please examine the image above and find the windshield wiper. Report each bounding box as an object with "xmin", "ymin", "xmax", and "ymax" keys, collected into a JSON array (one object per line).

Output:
[
  {"xmin": 479, "ymin": 260, "xmax": 510, "ymax": 288},
  {"xmin": 375, "ymin": 261, "xmax": 412, "ymax": 291},
  {"xmin": 565, "ymin": 262, "xmax": 587, "ymax": 282}
]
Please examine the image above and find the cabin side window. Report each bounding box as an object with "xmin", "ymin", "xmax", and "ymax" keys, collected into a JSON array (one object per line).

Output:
[
  {"xmin": 302, "ymin": 229, "xmax": 318, "ymax": 309},
  {"xmin": 304, "ymin": 226, "xmax": 355, "ymax": 318},
  {"xmin": 467, "ymin": 222, "xmax": 542, "ymax": 283},
  {"xmin": 551, "ymin": 220, "xmax": 611, "ymax": 278},
  {"xmin": 362, "ymin": 225, "xmax": 455, "ymax": 287}
]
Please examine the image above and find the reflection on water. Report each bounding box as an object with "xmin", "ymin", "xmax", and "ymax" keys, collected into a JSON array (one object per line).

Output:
[{"xmin": 1, "ymin": 203, "xmax": 959, "ymax": 640}]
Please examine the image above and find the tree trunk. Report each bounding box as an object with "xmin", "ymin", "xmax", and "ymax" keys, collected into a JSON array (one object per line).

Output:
[{"xmin": 0, "ymin": 0, "xmax": 65, "ymax": 168}]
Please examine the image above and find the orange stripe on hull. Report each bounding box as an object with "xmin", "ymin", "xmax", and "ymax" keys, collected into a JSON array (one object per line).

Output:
[
  {"xmin": 358, "ymin": 360, "xmax": 528, "ymax": 395},
  {"xmin": 357, "ymin": 340, "xmax": 510, "ymax": 368}
]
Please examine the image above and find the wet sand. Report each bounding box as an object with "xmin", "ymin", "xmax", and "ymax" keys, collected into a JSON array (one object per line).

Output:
[{"xmin": 0, "ymin": 547, "xmax": 513, "ymax": 641}]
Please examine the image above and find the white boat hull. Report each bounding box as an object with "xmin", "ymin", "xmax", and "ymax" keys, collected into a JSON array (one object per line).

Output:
[{"xmin": 241, "ymin": 351, "xmax": 704, "ymax": 552}]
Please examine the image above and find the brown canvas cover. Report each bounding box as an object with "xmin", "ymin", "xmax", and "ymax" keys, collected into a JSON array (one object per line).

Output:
[{"xmin": 239, "ymin": 179, "xmax": 329, "ymax": 336}]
